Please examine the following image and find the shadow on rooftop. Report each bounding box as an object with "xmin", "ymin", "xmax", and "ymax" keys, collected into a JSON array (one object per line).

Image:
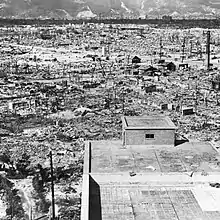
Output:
[
  {"xmin": 175, "ymin": 134, "xmax": 189, "ymax": 147},
  {"xmin": 89, "ymin": 176, "xmax": 102, "ymax": 220}
]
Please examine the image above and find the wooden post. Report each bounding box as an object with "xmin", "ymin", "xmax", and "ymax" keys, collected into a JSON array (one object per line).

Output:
[
  {"xmin": 207, "ymin": 31, "xmax": 211, "ymax": 70},
  {"xmin": 181, "ymin": 37, "xmax": 186, "ymax": 63},
  {"xmin": 50, "ymin": 151, "xmax": 55, "ymax": 220}
]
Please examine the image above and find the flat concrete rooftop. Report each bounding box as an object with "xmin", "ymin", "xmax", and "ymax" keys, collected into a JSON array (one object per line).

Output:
[
  {"xmin": 123, "ymin": 116, "xmax": 177, "ymax": 129},
  {"xmin": 90, "ymin": 183, "xmax": 220, "ymax": 220},
  {"xmin": 91, "ymin": 140, "xmax": 220, "ymax": 173},
  {"xmin": 82, "ymin": 140, "xmax": 220, "ymax": 220}
]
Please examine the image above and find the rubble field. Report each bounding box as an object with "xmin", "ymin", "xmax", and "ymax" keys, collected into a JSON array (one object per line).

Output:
[{"xmin": 0, "ymin": 23, "xmax": 220, "ymax": 219}]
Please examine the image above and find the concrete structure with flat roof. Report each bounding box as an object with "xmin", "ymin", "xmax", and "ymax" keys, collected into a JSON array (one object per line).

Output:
[
  {"xmin": 81, "ymin": 116, "xmax": 220, "ymax": 220},
  {"xmin": 122, "ymin": 116, "xmax": 177, "ymax": 146}
]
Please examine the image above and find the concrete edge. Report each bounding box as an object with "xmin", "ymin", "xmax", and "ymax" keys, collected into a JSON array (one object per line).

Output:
[
  {"xmin": 121, "ymin": 116, "xmax": 127, "ymax": 127},
  {"xmin": 209, "ymin": 140, "xmax": 220, "ymax": 153},
  {"xmin": 90, "ymin": 172, "xmax": 220, "ymax": 184},
  {"xmin": 83, "ymin": 141, "xmax": 91, "ymax": 174},
  {"xmin": 123, "ymin": 116, "xmax": 177, "ymax": 130},
  {"xmin": 90, "ymin": 172, "xmax": 220, "ymax": 176},
  {"xmin": 81, "ymin": 141, "xmax": 91, "ymax": 220},
  {"xmin": 124, "ymin": 127, "xmax": 177, "ymax": 130}
]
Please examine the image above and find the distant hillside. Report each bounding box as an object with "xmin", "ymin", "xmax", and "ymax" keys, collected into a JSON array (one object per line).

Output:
[{"xmin": 0, "ymin": 0, "xmax": 220, "ymax": 19}]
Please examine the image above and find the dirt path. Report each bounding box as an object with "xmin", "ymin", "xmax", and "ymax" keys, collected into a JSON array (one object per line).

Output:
[
  {"xmin": 12, "ymin": 179, "xmax": 35, "ymax": 220},
  {"xmin": 0, "ymin": 199, "xmax": 6, "ymax": 219}
]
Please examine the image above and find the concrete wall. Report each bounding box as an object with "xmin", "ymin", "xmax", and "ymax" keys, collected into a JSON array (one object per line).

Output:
[
  {"xmin": 81, "ymin": 142, "xmax": 91, "ymax": 220},
  {"xmin": 124, "ymin": 129, "xmax": 175, "ymax": 146},
  {"xmin": 90, "ymin": 173, "xmax": 220, "ymax": 185}
]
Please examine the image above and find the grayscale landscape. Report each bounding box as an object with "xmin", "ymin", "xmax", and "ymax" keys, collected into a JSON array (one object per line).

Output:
[{"xmin": 0, "ymin": 0, "xmax": 220, "ymax": 220}]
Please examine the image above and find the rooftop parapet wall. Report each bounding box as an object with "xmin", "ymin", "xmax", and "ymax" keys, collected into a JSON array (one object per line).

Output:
[
  {"xmin": 122, "ymin": 116, "xmax": 177, "ymax": 130},
  {"xmin": 81, "ymin": 142, "xmax": 91, "ymax": 220},
  {"xmin": 90, "ymin": 172, "xmax": 220, "ymax": 185}
]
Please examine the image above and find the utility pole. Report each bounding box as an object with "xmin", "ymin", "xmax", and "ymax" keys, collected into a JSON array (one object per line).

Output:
[
  {"xmin": 121, "ymin": 90, "xmax": 125, "ymax": 113},
  {"xmin": 190, "ymin": 40, "xmax": 193, "ymax": 57},
  {"xmin": 99, "ymin": 13, "xmax": 102, "ymax": 20},
  {"xmin": 196, "ymin": 41, "xmax": 202, "ymax": 59},
  {"xmin": 140, "ymin": 28, "xmax": 144, "ymax": 36},
  {"xmin": 62, "ymin": 64, "xmax": 65, "ymax": 78},
  {"xmin": 181, "ymin": 37, "xmax": 186, "ymax": 63},
  {"xmin": 194, "ymin": 76, "xmax": 198, "ymax": 115},
  {"xmin": 10, "ymin": 196, "xmax": 13, "ymax": 220},
  {"xmin": 30, "ymin": 206, "xmax": 33, "ymax": 220},
  {"xmin": 127, "ymin": 54, "xmax": 130, "ymax": 65},
  {"xmin": 114, "ymin": 86, "xmax": 117, "ymax": 115},
  {"xmin": 159, "ymin": 37, "xmax": 163, "ymax": 60},
  {"xmin": 49, "ymin": 151, "xmax": 56, "ymax": 220},
  {"xmin": 207, "ymin": 30, "xmax": 211, "ymax": 71}
]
